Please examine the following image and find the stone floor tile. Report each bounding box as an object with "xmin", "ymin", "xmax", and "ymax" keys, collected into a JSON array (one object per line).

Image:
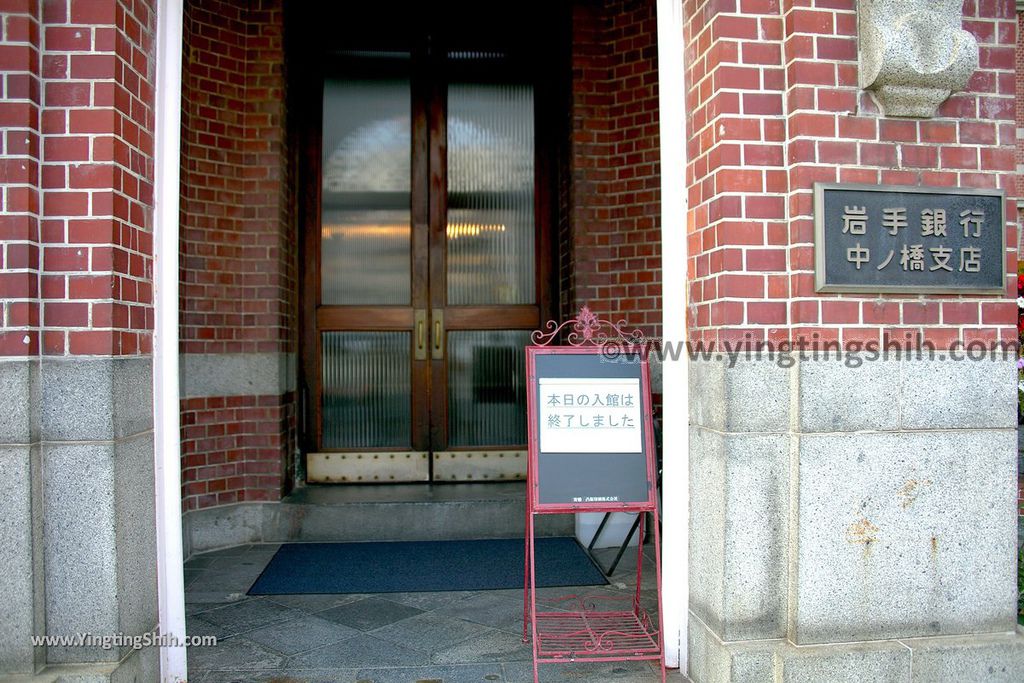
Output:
[
  {"xmin": 199, "ymin": 597, "xmax": 305, "ymax": 636},
  {"xmin": 185, "ymin": 589, "xmax": 253, "ymax": 605},
  {"xmin": 187, "ymin": 598, "xmax": 244, "ymax": 616},
  {"xmin": 245, "ymin": 542, "xmax": 282, "ymax": 553},
  {"xmin": 434, "ymin": 592, "xmax": 525, "ymax": 633},
  {"xmin": 431, "ymin": 629, "xmax": 533, "ymax": 665},
  {"xmin": 316, "ymin": 596, "xmax": 425, "ymax": 632},
  {"xmin": 383, "ymin": 590, "xmax": 477, "ymax": 611},
  {"xmin": 286, "ymin": 632, "xmax": 429, "ymax": 668},
  {"xmin": 193, "ymin": 544, "xmax": 255, "ymax": 559},
  {"xmin": 477, "ymin": 588, "xmax": 522, "ymax": 601},
  {"xmin": 187, "ymin": 567, "xmax": 265, "ymax": 593},
  {"xmin": 244, "ymin": 613, "xmax": 361, "ymax": 656},
  {"xmin": 354, "ymin": 663, "xmax": 506, "ymax": 682},
  {"xmin": 208, "ymin": 553, "xmax": 274, "ymax": 571},
  {"xmin": 183, "ymin": 568, "xmax": 204, "ymax": 588},
  {"xmin": 263, "ymin": 592, "xmax": 367, "ymax": 613},
  {"xmin": 184, "ymin": 614, "xmax": 223, "ymax": 639},
  {"xmin": 184, "ymin": 555, "xmax": 217, "ymax": 570},
  {"xmin": 538, "ymin": 660, "xmax": 659, "ymax": 682},
  {"xmin": 186, "ymin": 635, "xmax": 284, "ymax": 672},
  {"xmin": 371, "ymin": 611, "xmax": 497, "ymax": 654},
  {"xmin": 183, "ymin": 540, "xmax": 681, "ymax": 682},
  {"xmin": 503, "ymin": 659, "xmax": 676, "ymax": 683},
  {"xmin": 197, "ymin": 668, "xmax": 361, "ymax": 683}
]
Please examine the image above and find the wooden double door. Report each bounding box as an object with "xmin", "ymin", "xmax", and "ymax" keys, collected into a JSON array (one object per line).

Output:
[{"xmin": 300, "ymin": 23, "xmax": 556, "ymax": 483}]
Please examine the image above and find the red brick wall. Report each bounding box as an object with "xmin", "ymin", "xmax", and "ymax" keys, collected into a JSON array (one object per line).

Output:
[
  {"xmin": 180, "ymin": 393, "xmax": 295, "ymax": 508},
  {"xmin": 1016, "ymin": 9, "xmax": 1023, "ymax": 519},
  {"xmin": 567, "ymin": 0, "xmax": 662, "ymax": 337},
  {"xmin": 0, "ymin": 1, "xmax": 41, "ymax": 357},
  {"xmin": 1, "ymin": 0, "xmax": 156, "ymax": 358},
  {"xmin": 179, "ymin": 0, "xmax": 296, "ymax": 512},
  {"xmin": 1016, "ymin": 11, "xmax": 1024, "ymax": 210},
  {"xmin": 179, "ymin": 0, "xmax": 293, "ymax": 356},
  {"xmin": 685, "ymin": 0, "xmax": 1017, "ymax": 348}
]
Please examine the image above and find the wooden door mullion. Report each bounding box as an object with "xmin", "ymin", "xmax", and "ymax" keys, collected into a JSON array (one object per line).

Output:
[
  {"xmin": 443, "ymin": 306, "xmax": 540, "ymax": 331},
  {"xmin": 301, "ymin": 51, "xmax": 326, "ymax": 454},
  {"xmin": 427, "ymin": 37, "xmax": 449, "ymax": 463},
  {"xmin": 410, "ymin": 39, "xmax": 432, "ymax": 456}
]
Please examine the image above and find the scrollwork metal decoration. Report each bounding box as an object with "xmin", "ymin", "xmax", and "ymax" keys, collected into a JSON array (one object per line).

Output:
[{"xmin": 531, "ymin": 305, "xmax": 646, "ymax": 348}]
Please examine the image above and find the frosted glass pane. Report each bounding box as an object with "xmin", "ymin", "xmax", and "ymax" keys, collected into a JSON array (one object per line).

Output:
[
  {"xmin": 321, "ymin": 76, "xmax": 411, "ymax": 305},
  {"xmin": 448, "ymin": 330, "xmax": 530, "ymax": 447},
  {"xmin": 447, "ymin": 82, "xmax": 535, "ymax": 305},
  {"xmin": 322, "ymin": 332, "xmax": 411, "ymax": 449}
]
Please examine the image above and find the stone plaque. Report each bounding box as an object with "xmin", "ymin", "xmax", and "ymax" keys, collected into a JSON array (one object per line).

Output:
[{"xmin": 814, "ymin": 183, "xmax": 1005, "ymax": 294}]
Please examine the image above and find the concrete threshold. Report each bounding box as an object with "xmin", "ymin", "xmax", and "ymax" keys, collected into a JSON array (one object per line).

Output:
[{"xmin": 184, "ymin": 482, "xmax": 575, "ymax": 557}]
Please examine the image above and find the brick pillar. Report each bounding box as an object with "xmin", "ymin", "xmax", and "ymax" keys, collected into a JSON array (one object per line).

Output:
[
  {"xmin": 1015, "ymin": 6, "xmax": 1024, "ymax": 540},
  {"xmin": 683, "ymin": 0, "xmax": 1024, "ymax": 680},
  {"xmin": 0, "ymin": 0, "xmax": 159, "ymax": 677},
  {"xmin": 0, "ymin": 0, "xmax": 45, "ymax": 673}
]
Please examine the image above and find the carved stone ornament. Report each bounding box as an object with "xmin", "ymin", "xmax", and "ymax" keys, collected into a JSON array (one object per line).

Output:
[{"xmin": 858, "ymin": 0, "xmax": 979, "ymax": 118}]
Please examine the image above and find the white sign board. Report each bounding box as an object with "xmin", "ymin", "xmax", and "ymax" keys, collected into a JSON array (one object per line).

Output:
[{"xmin": 538, "ymin": 377, "xmax": 643, "ymax": 454}]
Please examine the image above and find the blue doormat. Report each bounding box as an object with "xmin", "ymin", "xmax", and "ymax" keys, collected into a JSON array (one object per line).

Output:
[{"xmin": 247, "ymin": 537, "xmax": 608, "ymax": 595}]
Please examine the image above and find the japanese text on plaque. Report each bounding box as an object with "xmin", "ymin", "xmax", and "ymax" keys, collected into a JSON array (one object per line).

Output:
[{"xmin": 840, "ymin": 205, "xmax": 985, "ymax": 273}]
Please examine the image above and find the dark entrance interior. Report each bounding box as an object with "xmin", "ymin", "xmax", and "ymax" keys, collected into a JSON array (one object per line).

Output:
[
  {"xmin": 291, "ymin": 4, "xmax": 566, "ymax": 483},
  {"xmin": 178, "ymin": 0, "xmax": 659, "ymax": 512}
]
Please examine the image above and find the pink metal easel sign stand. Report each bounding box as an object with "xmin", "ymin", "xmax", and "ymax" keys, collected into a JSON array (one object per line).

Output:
[{"xmin": 522, "ymin": 307, "xmax": 666, "ymax": 683}]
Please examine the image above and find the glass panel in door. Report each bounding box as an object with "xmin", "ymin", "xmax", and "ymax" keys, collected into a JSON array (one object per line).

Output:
[
  {"xmin": 446, "ymin": 329, "xmax": 531, "ymax": 447},
  {"xmin": 321, "ymin": 77, "xmax": 412, "ymax": 306},
  {"xmin": 309, "ymin": 50, "xmax": 543, "ymax": 483},
  {"xmin": 446, "ymin": 82, "xmax": 535, "ymax": 305},
  {"xmin": 308, "ymin": 55, "xmax": 429, "ymax": 484},
  {"xmin": 430, "ymin": 71, "xmax": 539, "ymax": 481},
  {"xmin": 321, "ymin": 331, "xmax": 412, "ymax": 449}
]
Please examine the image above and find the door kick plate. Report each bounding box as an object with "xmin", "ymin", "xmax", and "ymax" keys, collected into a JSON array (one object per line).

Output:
[
  {"xmin": 432, "ymin": 450, "xmax": 527, "ymax": 481},
  {"xmin": 307, "ymin": 452, "xmax": 429, "ymax": 483}
]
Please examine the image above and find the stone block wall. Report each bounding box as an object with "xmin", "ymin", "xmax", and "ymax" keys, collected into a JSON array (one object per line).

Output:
[{"xmin": 687, "ymin": 356, "xmax": 1020, "ymax": 681}]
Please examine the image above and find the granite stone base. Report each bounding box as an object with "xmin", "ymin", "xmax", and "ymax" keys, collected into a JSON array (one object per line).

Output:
[
  {"xmin": 0, "ymin": 357, "xmax": 159, "ymax": 676},
  {"xmin": 0, "ymin": 644, "xmax": 157, "ymax": 683},
  {"xmin": 689, "ymin": 613, "xmax": 1024, "ymax": 683},
  {"xmin": 687, "ymin": 354, "xmax": 1022, "ymax": 682}
]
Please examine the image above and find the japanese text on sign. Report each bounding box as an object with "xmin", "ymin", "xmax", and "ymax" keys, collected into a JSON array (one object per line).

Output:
[
  {"xmin": 538, "ymin": 377, "xmax": 642, "ymax": 454},
  {"xmin": 840, "ymin": 206, "xmax": 984, "ymax": 273},
  {"xmin": 814, "ymin": 184, "xmax": 1004, "ymax": 293}
]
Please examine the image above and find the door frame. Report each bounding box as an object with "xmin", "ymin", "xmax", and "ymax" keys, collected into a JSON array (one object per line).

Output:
[{"xmin": 291, "ymin": 5, "xmax": 564, "ymax": 476}]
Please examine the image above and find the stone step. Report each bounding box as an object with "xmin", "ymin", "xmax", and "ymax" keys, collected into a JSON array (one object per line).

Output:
[{"xmin": 263, "ymin": 482, "xmax": 573, "ymax": 543}]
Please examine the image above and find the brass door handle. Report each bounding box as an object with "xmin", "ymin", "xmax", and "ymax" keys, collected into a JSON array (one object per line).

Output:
[
  {"xmin": 431, "ymin": 309, "xmax": 444, "ymax": 360},
  {"xmin": 414, "ymin": 309, "xmax": 427, "ymax": 360}
]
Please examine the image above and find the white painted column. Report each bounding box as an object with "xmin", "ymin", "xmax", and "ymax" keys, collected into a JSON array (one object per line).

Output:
[
  {"xmin": 153, "ymin": 0, "xmax": 187, "ymax": 680},
  {"xmin": 656, "ymin": 0, "xmax": 689, "ymax": 673}
]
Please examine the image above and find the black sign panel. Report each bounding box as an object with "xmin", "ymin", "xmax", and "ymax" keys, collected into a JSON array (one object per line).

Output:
[
  {"xmin": 526, "ymin": 348, "xmax": 655, "ymax": 511},
  {"xmin": 814, "ymin": 183, "xmax": 1006, "ymax": 294}
]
